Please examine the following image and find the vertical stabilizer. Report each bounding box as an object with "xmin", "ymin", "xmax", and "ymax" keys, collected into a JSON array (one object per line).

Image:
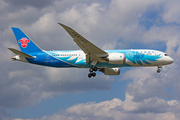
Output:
[{"xmin": 12, "ymin": 27, "xmax": 42, "ymax": 53}]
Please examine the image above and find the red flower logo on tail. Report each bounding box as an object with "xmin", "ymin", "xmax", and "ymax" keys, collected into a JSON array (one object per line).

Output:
[{"xmin": 18, "ymin": 38, "xmax": 30, "ymax": 48}]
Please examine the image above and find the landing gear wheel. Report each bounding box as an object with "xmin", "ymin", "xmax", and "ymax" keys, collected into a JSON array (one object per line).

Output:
[
  {"xmin": 157, "ymin": 65, "xmax": 162, "ymax": 73},
  {"xmin": 157, "ymin": 69, "xmax": 161, "ymax": 73},
  {"xmin": 93, "ymin": 67, "xmax": 97, "ymax": 71},
  {"xmin": 88, "ymin": 73, "xmax": 92, "ymax": 78},
  {"xmin": 89, "ymin": 68, "xmax": 93, "ymax": 72},
  {"xmin": 92, "ymin": 72, "xmax": 96, "ymax": 77},
  {"xmin": 88, "ymin": 67, "xmax": 98, "ymax": 78}
]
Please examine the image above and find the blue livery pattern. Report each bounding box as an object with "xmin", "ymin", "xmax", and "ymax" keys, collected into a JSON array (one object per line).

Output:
[{"xmin": 12, "ymin": 27, "xmax": 42, "ymax": 53}]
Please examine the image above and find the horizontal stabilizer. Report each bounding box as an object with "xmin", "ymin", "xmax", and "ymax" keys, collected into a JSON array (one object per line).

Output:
[{"xmin": 8, "ymin": 48, "xmax": 34, "ymax": 58}]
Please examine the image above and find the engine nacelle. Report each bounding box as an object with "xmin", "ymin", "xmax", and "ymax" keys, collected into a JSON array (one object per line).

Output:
[
  {"xmin": 108, "ymin": 53, "xmax": 126, "ymax": 64},
  {"xmin": 100, "ymin": 68, "xmax": 120, "ymax": 75}
]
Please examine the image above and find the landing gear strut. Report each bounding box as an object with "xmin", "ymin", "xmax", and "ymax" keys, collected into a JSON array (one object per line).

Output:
[
  {"xmin": 88, "ymin": 67, "xmax": 97, "ymax": 78},
  {"xmin": 157, "ymin": 65, "xmax": 162, "ymax": 73}
]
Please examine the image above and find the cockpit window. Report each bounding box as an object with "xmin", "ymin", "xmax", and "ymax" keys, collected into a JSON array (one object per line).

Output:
[{"xmin": 164, "ymin": 54, "xmax": 168, "ymax": 56}]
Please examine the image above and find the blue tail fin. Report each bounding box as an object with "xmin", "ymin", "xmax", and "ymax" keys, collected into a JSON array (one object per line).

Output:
[{"xmin": 12, "ymin": 27, "xmax": 42, "ymax": 53}]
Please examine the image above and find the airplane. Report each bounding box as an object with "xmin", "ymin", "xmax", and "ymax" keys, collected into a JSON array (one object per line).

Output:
[{"xmin": 8, "ymin": 23, "xmax": 174, "ymax": 78}]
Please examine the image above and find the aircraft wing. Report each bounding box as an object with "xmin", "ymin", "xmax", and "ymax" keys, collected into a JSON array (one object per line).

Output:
[{"xmin": 58, "ymin": 23, "xmax": 108, "ymax": 64}]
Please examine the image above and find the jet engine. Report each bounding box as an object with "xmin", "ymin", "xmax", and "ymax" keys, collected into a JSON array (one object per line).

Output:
[
  {"xmin": 107, "ymin": 53, "xmax": 126, "ymax": 64},
  {"xmin": 99, "ymin": 68, "xmax": 120, "ymax": 75}
]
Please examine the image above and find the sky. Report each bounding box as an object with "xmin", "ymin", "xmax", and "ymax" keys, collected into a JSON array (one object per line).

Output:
[{"xmin": 0, "ymin": 0, "xmax": 180, "ymax": 119}]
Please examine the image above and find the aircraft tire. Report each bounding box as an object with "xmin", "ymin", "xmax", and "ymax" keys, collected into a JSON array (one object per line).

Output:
[
  {"xmin": 89, "ymin": 68, "xmax": 93, "ymax": 72},
  {"xmin": 93, "ymin": 67, "xmax": 97, "ymax": 71},
  {"xmin": 88, "ymin": 73, "xmax": 92, "ymax": 78},
  {"xmin": 92, "ymin": 72, "xmax": 96, "ymax": 77},
  {"xmin": 157, "ymin": 69, "xmax": 161, "ymax": 73}
]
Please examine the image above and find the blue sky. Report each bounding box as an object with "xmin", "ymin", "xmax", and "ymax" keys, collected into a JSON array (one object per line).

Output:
[{"xmin": 1, "ymin": 0, "xmax": 180, "ymax": 120}]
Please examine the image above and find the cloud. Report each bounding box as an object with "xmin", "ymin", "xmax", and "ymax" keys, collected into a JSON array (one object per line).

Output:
[
  {"xmin": 22, "ymin": 93, "xmax": 180, "ymax": 120},
  {"xmin": 142, "ymin": 25, "xmax": 180, "ymax": 44},
  {"xmin": 0, "ymin": 0, "xmax": 180, "ymax": 119},
  {"xmin": 4, "ymin": 0, "xmax": 56, "ymax": 9},
  {"xmin": 162, "ymin": 0, "xmax": 180, "ymax": 24},
  {"xmin": 0, "ymin": 107, "xmax": 12, "ymax": 120},
  {"xmin": 41, "ymin": 68, "xmax": 113, "ymax": 93},
  {"xmin": 0, "ymin": 64, "xmax": 114, "ymax": 109}
]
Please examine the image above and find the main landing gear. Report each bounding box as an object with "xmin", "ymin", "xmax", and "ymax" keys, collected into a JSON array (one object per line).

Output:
[
  {"xmin": 157, "ymin": 65, "xmax": 162, "ymax": 73},
  {"xmin": 88, "ymin": 67, "xmax": 97, "ymax": 78}
]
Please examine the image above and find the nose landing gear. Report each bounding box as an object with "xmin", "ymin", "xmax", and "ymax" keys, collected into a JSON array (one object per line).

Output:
[
  {"xmin": 88, "ymin": 67, "xmax": 97, "ymax": 78},
  {"xmin": 157, "ymin": 65, "xmax": 162, "ymax": 73}
]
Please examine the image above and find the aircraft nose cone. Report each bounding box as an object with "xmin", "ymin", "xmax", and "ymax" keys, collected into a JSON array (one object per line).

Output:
[
  {"xmin": 164, "ymin": 56, "xmax": 174, "ymax": 65},
  {"xmin": 169, "ymin": 57, "xmax": 174, "ymax": 64}
]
